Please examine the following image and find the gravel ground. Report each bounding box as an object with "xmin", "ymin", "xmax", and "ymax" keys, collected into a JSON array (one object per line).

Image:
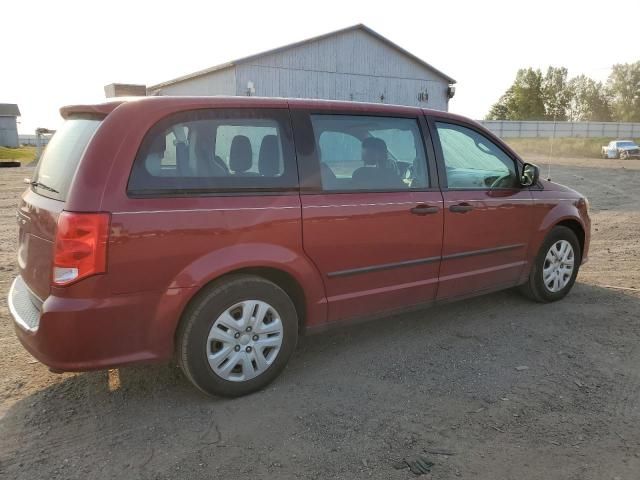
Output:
[{"xmin": 0, "ymin": 157, "xmax": 639, "ymax": 480}]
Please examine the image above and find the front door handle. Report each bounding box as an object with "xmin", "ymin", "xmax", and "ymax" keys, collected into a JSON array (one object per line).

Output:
[
  {"xmin": 449, "ymin": 203, "xmax": 474, "ymax": 213},
  {"xmin": 410, "ymin": 205, "xmax": 439, "ymax": 215}
]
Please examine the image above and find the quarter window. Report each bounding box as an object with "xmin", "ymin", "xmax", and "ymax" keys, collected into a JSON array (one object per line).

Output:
[
  {"xmin": 435, "ymin": 122, "xmax": 517, "ymax": 189},
  {"xmin": 32, "ymin": 116, "xmax": 102, "ymax": 201},
  {"xmin": 128, "ymin": 109, "xmax": 296, "ymax": 195},
  {"xmin": 310, "ymin": 115, "xmax": 429, "ymax": 191}
]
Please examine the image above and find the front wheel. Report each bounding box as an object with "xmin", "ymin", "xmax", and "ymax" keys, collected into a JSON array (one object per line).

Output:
[
  {"xmin": 620, "ymin": 150, "xmax": 629, "ymax": 160},
  {"xmin": 520, "ymin": 226, "xmax": 581, "ymax": 303},
  {"xmin": 177, "ymin": 275, "xmax": 298, "ymax": 397}
]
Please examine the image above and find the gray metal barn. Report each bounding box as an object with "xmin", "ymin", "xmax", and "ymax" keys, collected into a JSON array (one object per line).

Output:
[
  {"xmin": 148, "ymin": 24, "xmax": 456, "ymax": 111},
  {"xmin": 0, "ymin": 104, "xmax": 20, "ymax": 148}
]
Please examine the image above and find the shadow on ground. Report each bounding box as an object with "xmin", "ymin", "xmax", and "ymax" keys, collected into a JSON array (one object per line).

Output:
[{"xmin": 1, "ymin": 283, "xmax": 639, "ymax": 480}]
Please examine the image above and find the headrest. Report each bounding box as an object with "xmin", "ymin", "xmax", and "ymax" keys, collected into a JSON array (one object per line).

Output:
[
  {"xmin": 149, "ymin": 134, "xmax": 166, "ymax": 155},
  {"xmin": 362, "ymin": 137, "xmax": 387, "ymax": 166},
  {"xmin": 229, "ymin": 135, "xmax": 252, "ymax": 173},
  {"xmin": 145, "ymin": 152, "xmax": 163, "ymax": 176},
  {"xmin": 258, "ymin": 135, "xmax": 280, "ymax": 176}
]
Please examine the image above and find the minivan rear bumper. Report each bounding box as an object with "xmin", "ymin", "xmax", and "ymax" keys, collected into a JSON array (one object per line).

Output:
[
  {"xmin": 9, "ymin": 275, "xmax": 192, "ymax": 372},
  {"xmin": 9, "ymin": 276, "xmax": 41, "ymax": 332}
]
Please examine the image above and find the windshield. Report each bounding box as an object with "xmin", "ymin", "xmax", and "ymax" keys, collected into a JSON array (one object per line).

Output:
[
  {"xmin": 32, "ymin": 116, "xmax": 102, "ymax": 201},
  {"xmin": 617, "ymin": 141, "xmax": 637, "ymax": 148}
]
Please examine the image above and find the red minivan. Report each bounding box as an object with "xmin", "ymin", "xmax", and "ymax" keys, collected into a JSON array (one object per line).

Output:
[{"xmin": 9, "ymin": 97, "xmax": 590, "ymax": 397}]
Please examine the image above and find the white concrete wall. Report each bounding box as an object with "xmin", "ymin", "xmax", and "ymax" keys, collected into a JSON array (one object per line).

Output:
[
  {"xmin": 18, "ymin": 134, "xmax": 52, "ymax": 146},
  {"xmin": 479, "ymin": 121, "xmax": 640, "ymax": 138}
]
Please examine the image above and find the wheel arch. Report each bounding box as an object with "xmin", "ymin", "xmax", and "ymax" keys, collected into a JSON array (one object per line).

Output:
[
  {"xmin": 554, "ymin": 218, "xmax": 585, "ymax": 257},
  {"xmin": 220, "ymin": 266, "xmax": 308, "ymax": 329},
  {"xmin": 172, "ymin": 266, "xmax": 312, "ymax": 359},
  {"xmin": 520, "ymin": 206, "xmax": 588, "ymax": 286},
  {"xmin": 168, "ymin": 243, "xmax": 328, "ymax": 352}
]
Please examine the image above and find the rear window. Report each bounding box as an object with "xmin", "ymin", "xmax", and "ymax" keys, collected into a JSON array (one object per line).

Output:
[
  {"xmin": 127, "ymin": 108, "xmax": 297, "ymax": 196},
  {"xmin": 32, "ymin": 116, "xmax": 102, "ymax": 201}
]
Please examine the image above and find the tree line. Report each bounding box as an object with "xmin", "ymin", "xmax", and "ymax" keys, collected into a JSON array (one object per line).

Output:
[{"xmin": 486, "ymin": 62, "xmax": 640, "ymax": 122}]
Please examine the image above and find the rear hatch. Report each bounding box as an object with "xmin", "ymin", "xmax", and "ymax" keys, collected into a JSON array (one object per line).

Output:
[{"xmin": 18, "ymin": 116, "xmax": 102, "ymax": 300}]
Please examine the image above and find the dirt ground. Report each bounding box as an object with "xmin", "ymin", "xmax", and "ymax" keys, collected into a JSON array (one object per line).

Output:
[{"xmin": 0, "ymin": 156, "xmax": 639, "ymax": 480}]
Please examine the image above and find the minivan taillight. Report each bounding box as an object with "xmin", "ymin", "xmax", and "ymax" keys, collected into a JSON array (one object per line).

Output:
[{"xmin": 53, "ymin": 212, "xmax": 110, "ymax": 286}]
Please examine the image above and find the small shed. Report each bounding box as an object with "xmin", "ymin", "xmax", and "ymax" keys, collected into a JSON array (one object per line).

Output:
[
  {"xmin": 0, "ymin": 104, "xmax": 21, "ymax": 148},
  {"xmin": 104, "ymin": 83, "xmax": 148, "ymax": 98}
]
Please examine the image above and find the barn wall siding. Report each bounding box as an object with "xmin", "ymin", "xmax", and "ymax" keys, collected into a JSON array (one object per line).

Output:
[
  {"xmin": 246, "ymin": 29, "xmax": 444, "ymax": 82},
  {"xmin": 235, "ymin": 65, "xmax": 448, "ymax": 110},
  {"xmin": 235, "ymin": 29, "xmax": 450, "ymax": 110},
  {"xmin": 157, "ymin": 68, "xmax": 236, "ymax": 96}
]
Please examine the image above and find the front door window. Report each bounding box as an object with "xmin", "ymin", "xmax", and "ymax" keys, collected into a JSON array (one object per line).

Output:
[{"xmin": 435, "ymin": 122, "xmax": 517, "ymax": 190}]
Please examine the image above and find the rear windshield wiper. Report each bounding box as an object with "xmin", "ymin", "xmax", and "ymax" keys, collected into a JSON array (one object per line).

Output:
[{"xmin": 29, "ymin": 180, "xmax": 59, "ymax": 194}]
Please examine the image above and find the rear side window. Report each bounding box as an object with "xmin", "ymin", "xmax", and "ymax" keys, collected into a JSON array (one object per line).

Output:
[
  {"xmin": 310, "ymin": 114, "xmax": 429, "ymax": 191},
  {"xmin": 128, "ymin": 109, "xmax": 297, "ymax": 195},
  {"xmin": 32, "ymin": 116, "xmax": 102, "ymax": 201}
]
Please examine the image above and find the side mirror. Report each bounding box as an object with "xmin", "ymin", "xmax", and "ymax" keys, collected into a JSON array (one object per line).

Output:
[{"xmin": 520, "ymin": 163, "xmax": 540, "ymax": 187}]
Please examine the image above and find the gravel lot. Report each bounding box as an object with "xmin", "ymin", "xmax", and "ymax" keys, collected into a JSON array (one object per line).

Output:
[{"xmin": 1, "ymin": 156, "xmax": 639, "ymax": 480}]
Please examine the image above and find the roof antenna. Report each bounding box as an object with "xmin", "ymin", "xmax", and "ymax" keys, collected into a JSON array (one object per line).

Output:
[{"xmin": 547, "ymin": 115, "xmax": 556, "ymax": 181}]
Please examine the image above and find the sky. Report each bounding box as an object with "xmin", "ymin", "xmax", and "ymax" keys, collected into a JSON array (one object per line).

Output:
[{"xmin": 2, "ymin": 0, "xmax": 637, "ymax": 134}]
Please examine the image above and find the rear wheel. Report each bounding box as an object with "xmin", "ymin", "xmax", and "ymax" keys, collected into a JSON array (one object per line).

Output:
[
  {"xmin": 520, "ymin": 226, "xmax": 581, "ymax": 303},
  {"xmin": 177, "ymin": 274, "xmax": 298, "ymax": 397}
]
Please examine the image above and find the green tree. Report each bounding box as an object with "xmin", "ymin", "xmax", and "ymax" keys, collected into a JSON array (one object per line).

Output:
[
  {"xmin": 486, "ymin": 68, "xmax": 546, "ymax": 120},
  {"xmin": 542, "ymin": 67, "xmax": 572, "ymax": 120},
  {"xmin": 567, "ymin": 75, "xmax": 612, "ymax": 121},
  {"xmin": 607, "ymin": 62, "xmax": 640, "ymax": 122},
  {"xmin": 486, "ymin": 88, "xmax": 513, "ymax": 120}
]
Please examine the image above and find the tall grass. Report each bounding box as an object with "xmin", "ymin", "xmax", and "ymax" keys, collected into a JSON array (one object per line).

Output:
[
  {"xmin": 0, "ymin": 146, "xmax": 36, "ymax": 162},
  {"xmin": 503, "ymin": 137, "xmax": 640, "ymax": 159}
]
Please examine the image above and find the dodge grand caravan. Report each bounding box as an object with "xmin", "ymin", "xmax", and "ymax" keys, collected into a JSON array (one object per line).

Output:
[{"xmin": 9, "ymin": 96, "xmax": 590, "ymax": 397}]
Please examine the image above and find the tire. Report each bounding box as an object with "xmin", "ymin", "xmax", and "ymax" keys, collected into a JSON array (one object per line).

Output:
[
  {"xmin": 177, "ymin": 274, "xmax": 298, "ymax": 397},
  {"xmin": 519, "ymin": 226, "xmax": 581, "ymax": 303},
  {"xmin": 0, "ymin": 161, "xmax": 21, "ymax": 168},
  {"xmin": 620, "ymin": 150, "xmax": 629, "ymax": 160}
]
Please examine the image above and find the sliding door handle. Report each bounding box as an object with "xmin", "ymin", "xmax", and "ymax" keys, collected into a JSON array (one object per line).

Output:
[
  {"xmin": 449, "ymin": 203, "xmax": 474, "ymax": 213},
  {"xmin": 410, "ymin": 205, "xmax": 439, "ymax": 215}
]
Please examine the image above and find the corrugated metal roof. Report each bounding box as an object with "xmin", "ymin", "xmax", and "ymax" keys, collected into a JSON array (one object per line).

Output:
[
  {"xmin": 149, "ymin": 24, "xmax": 455, "ymax": 90},
  {"xmin": 0, "ymin": 104, "xmax": 21, "ymax": 117}
]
